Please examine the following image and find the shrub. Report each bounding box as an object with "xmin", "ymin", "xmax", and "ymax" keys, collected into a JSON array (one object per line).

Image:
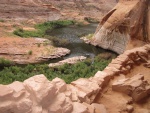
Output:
[
  {"xmin": 46, "ymin": 36, "xmax": 69, "ymax": 47},
  {"xmin": 96, "ymin": 52, "xmax": 117, "ymax": 60},
  {"xmin": 0, "ymin": 19, "xmax": 5, "ymax": 22},
  {"xmin": 0, "ymin": 58, "xmax": 12, "ymax": 66},
  {"xmin": 13, "ymin": 28, "xmax": 44, "ymax": 37},
  {"xmin": 28, "ymin": 50, "xmax": 33, "ymax": 55},
  {"xmin": 13, "ymin": 20, "xmax": 75, "ymax": 38},
  {"xmin": 0, "ymin": 55, "xmax": 112, "ymax": 84}
]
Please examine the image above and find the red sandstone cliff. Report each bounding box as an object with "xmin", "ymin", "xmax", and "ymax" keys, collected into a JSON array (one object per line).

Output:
[{"xmin": 90, "ymin": 0, "xmax": 150, "ymax": 54}]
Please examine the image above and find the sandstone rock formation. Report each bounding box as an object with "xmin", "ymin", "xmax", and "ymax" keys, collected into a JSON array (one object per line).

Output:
[
  {"xmin": 49, "ymin": 56, "xmax": 86, "ymax": 67},
  {"xmin": 0, "ymin": 38, "xmax": 70, "ymax": 64},
  {"xmin": 0, "ymin": 75, "xmax": 104, "ymax": 113},
  {"xmin": 0, "ymin": 44, "xmax": 150, "ymax": 113},
  {"xmin": 112, "ymin": 74, "xmax": 150, "ymax": 102},
  {"xmin": 0, "ymin": 0, "xmax": 116, "ymax": 22},
  {"xmin": 89, "ymin": 0, "xmax": 150, "ymax": 54}
]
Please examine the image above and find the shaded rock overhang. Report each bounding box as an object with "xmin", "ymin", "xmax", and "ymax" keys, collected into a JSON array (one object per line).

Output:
[{"xmin": 91, "ymin": 0, "xmax": 150, "ymax": 54}]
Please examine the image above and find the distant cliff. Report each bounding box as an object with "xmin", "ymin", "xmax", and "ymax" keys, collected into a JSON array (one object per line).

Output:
[{"xmin": 0, "ymin": 0, "xmax": 116, "ymax": 21}]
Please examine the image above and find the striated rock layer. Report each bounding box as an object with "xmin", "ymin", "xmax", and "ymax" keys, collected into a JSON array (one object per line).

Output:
[
  {"xmin": 90, "ymin": 0, "xmax": 150, "ymax": 54},
  {"xmin": 0, "ymin": 38, "xmax": 70, "ymax": 64},
  {"xmin": 48, "ymin": 56, "xmax": 86, "ymax": 67},
  {"xmin": 0, "ymin": 44, "xmax": 150, "ymax": 113},
  {"xmin": 0, "ymin": 0, "xmax": 116, "ymax": 22}
]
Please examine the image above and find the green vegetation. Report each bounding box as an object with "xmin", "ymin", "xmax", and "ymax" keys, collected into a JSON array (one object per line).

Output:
[
  {"xmin": 0, "ymin": 55, "xmax": 113, "ymax": 84},
  {"xmin": 13, "ymin": 28, "xmax": 43, "ymax": 37},
  {"xmin": 84, "ymin": 33, "xmax": 94, "ymax": 40},
  {"xmin": 0, "ymin": 58, "xmax": 13, "ymax": 66},
  {"xmin": 0, "ymin": 19, "xmax": 5, "ymax": 22},
  {"xmin": 28, "ymin": 50, "xmax": 33, "ymax": 55},
  {"xmin": 13, "ymin": 20, "xmax": 75, "ymax": 38},
  {"xmin": 46, "ymin": 36, "xmax": 69, "ymax": 47}
]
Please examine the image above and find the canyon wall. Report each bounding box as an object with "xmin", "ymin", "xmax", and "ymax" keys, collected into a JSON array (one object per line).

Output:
[
  {"xmin": 90, "ymin": 0, "xmax": 150, "ymax": 54},
  {"xmin": 0, "ymin": 0, "xmax": 116, "ymax": 21}
]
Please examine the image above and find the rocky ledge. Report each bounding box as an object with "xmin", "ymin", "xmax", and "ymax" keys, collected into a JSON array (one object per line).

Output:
[
  {"xmin": 0, "ymin": 44, "xmax": 150, "ymax": 113},
  {"xmin": 0, "ymin": 37, "xmax": 70, "ymax": 64},
  {"xmin": 48, "ymin": 56, "xmax": 86, "ymax": 67}
]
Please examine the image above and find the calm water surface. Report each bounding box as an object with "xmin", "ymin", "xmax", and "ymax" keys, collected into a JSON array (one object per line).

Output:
[{"xmin": 47, "ymin": 23, "xmax": 115, "ymax": 62}]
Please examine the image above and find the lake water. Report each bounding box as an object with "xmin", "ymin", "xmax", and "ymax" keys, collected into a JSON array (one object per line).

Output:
[{"xmin": 47, "ymin": 23, "xmax": 115, "ymax": 62}]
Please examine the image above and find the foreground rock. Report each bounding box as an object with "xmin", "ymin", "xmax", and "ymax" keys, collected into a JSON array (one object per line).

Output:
[
  {"xmin": 0, "ymin": 37, "xmax": 70, "ymax": 64},
  {"xmin": 0, "ymin": 75, "xmax": 104, "ymax": 113},
  {"xmin": 0, "ymin": 45, "xmax": 150, "ymax": 113},
  {"xmin": 112, "ymin": 74, "xmax": 150, "ymax": 102},
  {"xmin": 88, "ymin": 0, "xmax": 150, "ymax": 54},
  {"xmin": 49, "ymin": 56, "xmax": 86, "ymax": 67}
]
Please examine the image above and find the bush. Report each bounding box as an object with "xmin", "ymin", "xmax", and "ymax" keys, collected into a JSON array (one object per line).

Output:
[
  {"xmin": 46, "ymin": 36, "xmax": 69, "ymax": 47},
  {"xmin": 96, "ymin": 52, "xmax": 117, "ymax": 60},
  {"xmin": 0, "ymin": 58, "xmax": 12, "ymax": 66},
  {"xmin": 36, "ymin": 20, "xmax": 75, "ymax": 30},
  {"xmin": 28, "ymin": 50, "xmax": 33, "ymax": 55},
  {"xmin": 0, "ymin": 19, "xmax": 5, "ymax": 22},
  {"xmin": 13, "ymin": 28, "xmax": 44, "ymax": 37},
  {"xmin": 13, "ymin": 20, "xmax": 75, "ymax": 38},
  {"xmin": 0, "ymin": 56, "xmax": 112, "ymax": 84}
]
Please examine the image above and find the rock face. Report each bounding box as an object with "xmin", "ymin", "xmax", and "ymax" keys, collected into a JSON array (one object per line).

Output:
[
  {"xmin": 0, "ymin": 38, "xmax": 70, "ymax": 64},
  {"xmin": 49, "ymin": 56, "xmax": 86, "ymax": 67},
  {"xmin": 0, "ymin": 44, "xmax": 150, "ymax": 113},
  {"xmin": 0, "ymin": 75, "xmax": 103, "ymax": 113},
  {"xmin": 90, "ymin": 0, "xmax": 150, "ymax": 54},
  {"xmin": 0, "ymin": 0, "xmax": 116, "ymax": 21},
  {"xmin": 112, "ymin": 74, "xmax": 150, "ymax": 102}
]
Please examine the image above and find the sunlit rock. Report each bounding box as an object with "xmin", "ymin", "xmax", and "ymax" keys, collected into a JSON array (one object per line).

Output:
[{"xmin": 90, "ymin": 0, "xmax": 150, "ymax": 54}]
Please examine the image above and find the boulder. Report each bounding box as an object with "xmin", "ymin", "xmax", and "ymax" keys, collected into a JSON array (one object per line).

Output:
[
  {"xmin": 72, "ymin": 102, "xmax": 89, "ymax": 113},
  {"xmin": 112, "ymin": 74, "xmax": 150, "ymax": 102},
  {"xmin": 48, "ymin": 93, "xmax": 73, "ymax": 113},
  {"xmin": 126, "ymin": 105, "xmax": 134, "ymax": 113},
  {"xmin": 71, "ymin": 78, "xmax": 100, "ymax": 104},
  {"xmin": 0, "ymin": 81, "xmax": 32, "ymax": 113},
  {"xmin": 23, "ymin": 74, "xmax": 57, "ymax": 104},
  {"xmin": 52, "ymin": 77, "xmax": 67, "ymax": 93}
]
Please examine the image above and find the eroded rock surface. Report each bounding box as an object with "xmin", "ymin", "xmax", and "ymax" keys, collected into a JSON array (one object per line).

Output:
[
  {"xmin": 0, "ymin": 0, "xmax": 116, "ymax": 22},
  {"xmin": 112, "ymin": 74, "xmax": 150, "ymax": 102},
  {"xmin": 0, "ymin": 37, "xmax": 70, "ymax": 64},
  {"xmin": 0, "ymin": 44, "xmax": 150, "ymax": 113},
  {"xmin": 49, "ymin": 56, "xmax": 86, "ymax": 67},
  {"xmin": 88, "ymin": 0, "xmax": 150, "ymax": 54},
  {"xmin": 0, "ymin": 74, "xmax": 105, "ymax": 113}
]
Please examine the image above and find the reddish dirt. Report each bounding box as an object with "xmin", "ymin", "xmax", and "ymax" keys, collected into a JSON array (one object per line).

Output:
[
  {"xmin": 95, "ymin": 62, "xmax": 150, "ymax": 113},
  {"xmin": 0, "ymin": 37, "xmax": 55, "ymax": 64}
]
